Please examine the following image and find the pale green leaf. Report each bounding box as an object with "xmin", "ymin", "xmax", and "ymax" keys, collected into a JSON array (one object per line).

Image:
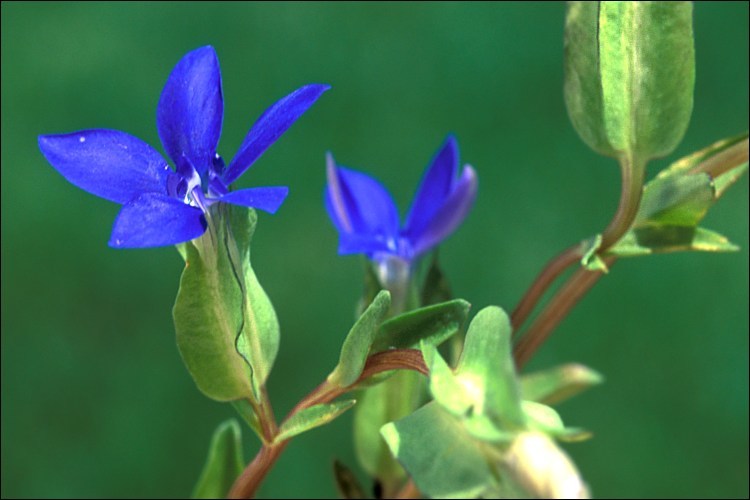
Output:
[
  {"xmin": 192, "ymin": 419, "xmax": 244, "ymax": 499},
  {"xmin": 520, "ymin": 363, "xmax": 603, "ymax": 405},
  {"xmin": 455, "ymin": 306, "xmax": 525, "ymax": 429},
  {"xmin": 598, "ymin": 2, "xmax": 694, "ymax": 162},
  {"xmin": 564, "ymin": 1, "xmax": 617, "ymax": 157},
  {"xmin": 371, "ymin": 299, "xmax": 470, "ymax": 352},
  {"xmin": 328, "ymin": 290, "xmax": 391, "ymax": 388},
  {"xmin": 275, "ymin": 400, "xmax": 356, "ymax": 443},
  {"xmin": 381, "ymin": 402, "xmax": 496, "ymax": 499}
]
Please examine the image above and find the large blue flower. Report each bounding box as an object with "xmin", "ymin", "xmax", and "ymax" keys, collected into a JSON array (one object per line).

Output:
[
  {"xmin": 39, "ymin": 46, "xmax": 329, "ymax": 248},
  {"xmin": 325, "ymin": 135, "xmax": 477, "ymax": 264}
]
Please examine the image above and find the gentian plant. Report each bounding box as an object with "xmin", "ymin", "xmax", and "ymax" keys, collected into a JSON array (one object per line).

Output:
[{"xmin": 38, "ymin": 3, "xmax": 748, "ymax": 499}]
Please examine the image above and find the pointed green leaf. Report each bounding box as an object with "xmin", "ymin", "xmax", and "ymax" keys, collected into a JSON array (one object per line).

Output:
[
  {"xmin": 192, "ymin": 419, "xmax": 244, "ymax": 499},
  {"xmin": 522, "ymin": 401, "xmax": 592, "ymax": 442},
  {"xmin": 565, "ymin": 2, "xmax": 695, "ymax": 163},
  {"xmin": 371, "ymin": 299, "xmax": 470, "ymax": 352},
  {"xmin": 230, "ymin": 399, "xmax": 263, "ymax": 441},
  {"xmin": 422, "ymin": 342, "xmax": 473, "ymax": 417},
  {"xmin": 275, "ymin": 400, "xmax": 356, "ymax": 443},
  {"xmin": 174, "ymin": 205, "xmax": 280, "ymax": 402},
  {"xmin": 714, "ymin": 161, "xmax": 748, "ymax": 200},
  {"xmin": 455, "ymin": 306, "xmax": 525, "ymax": 428},
  {"xmin": 521, "ymin": 363, "xmax": 603, "ymax": 405},
  {"xmin": 580, "ymin": 234, "xmax": 609, "ymax": 272},
  {"xmin": 328, "ymin": 290, "xmax": 391, "ymax": 388},
  {"xmin": 381, "ymin": 402, "xmax": 496, "ymax": 499},
  {"xmin": 656, "ymin": 133, "xmax": 748, "ymax": 182},
  {"xmin": 173, "ymin": 210, "xmax": 256, "ymax": 402}
]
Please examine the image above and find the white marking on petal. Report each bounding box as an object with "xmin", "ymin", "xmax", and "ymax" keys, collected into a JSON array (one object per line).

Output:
[{"xmin": 79, "ymin": 136, "xmax": 86, "ymax": 143}]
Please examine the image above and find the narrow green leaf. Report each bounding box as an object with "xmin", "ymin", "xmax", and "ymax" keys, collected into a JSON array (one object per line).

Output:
[
  {"xmin": 714, "ymin": 161, "xmax": 748, "ymax": 200},
  {"xmin": 328, "ymin": 290, "xmax": 391, "ymax": 388},
  {"xmin": 275, "ymin": 400, "xmax": 356, "ymax": 443},
  {"xmin": 657, "ymin": 133, "xmax": 748, "ymax": 182},
  {"xmin": 371, "ymin": 299, "xmax": 470, "ymax": 352},
  {"xmin": 598, "ymin": 2, "xmax": 694, "ymax": 162},
  {"xmin": 192, "ymin": 419, "xmax": 244, "ymax": 499},
  {"xmin": 381, "ymin": 402, "xmax": 496, "ymax": 499},
  {"xmin": 520, "ymin": 363, "xmax": 603, "ymax": 405},
  {"xmin": 230, "ymin": 399, "xmax": 263, "ymax": 441},
  {"xmin": 455, "ymin": 306, "xmax": 525, "ymax": 428},
  {"xmin": 522, "ymin": 401, "xmax": 592, "ymax": 442},
  {"xmin": 564, "ymin": 1, "xmax": 617, "ymax": 157}
]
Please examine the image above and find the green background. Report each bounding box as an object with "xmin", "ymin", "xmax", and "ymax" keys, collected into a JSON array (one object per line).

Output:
[{"xmin": 2, "ymin": 2, "xmax": 747, "ymax": 498}]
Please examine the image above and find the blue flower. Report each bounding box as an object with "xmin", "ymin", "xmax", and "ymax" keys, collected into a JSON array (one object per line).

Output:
[
  {"xmin": 39, "ymin": 46, "xmax": 329, "ymax": 248},
  {"xmin": 325, "ymin": 135, "xmax": 477, "ymax": 264}
]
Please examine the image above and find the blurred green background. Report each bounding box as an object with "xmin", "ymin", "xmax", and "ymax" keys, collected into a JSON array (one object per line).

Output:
[{"xmin": 2, "ymin": 2, "xmax": 747, "ymax": 498}]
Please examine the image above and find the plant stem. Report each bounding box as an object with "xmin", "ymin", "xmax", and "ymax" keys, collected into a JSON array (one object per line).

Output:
[
  {"xmin": 227, "ymin": 349, "xmax": 428, "ymax": 499},
  {"xmin": 511, "ymin": 244, "xmax": 582, "ymax": 334},
  {"xmin": 600, "ymin": 156, "xmax": 645, "ymax": 250},
  {"xmin": 513, "ymin": 258, "xmax": 616, "ymax": 369}
]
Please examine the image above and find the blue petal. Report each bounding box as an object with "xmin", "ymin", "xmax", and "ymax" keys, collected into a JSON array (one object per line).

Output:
[
  {"xmin": 222, "ymin": 84, "xmax": 330, "ymax": 185},
  {"xmin": 157, "ymin": 46, "xmax": 223, "ymax": 177},
  {"xmin": 403, "ymin": 135, "xmax": 459, "ymax": 238},
  {"xmin": 216, "ymin": 186, "xmax": 289, "ymax": 214},
  {"xmin": 39, "ymin": 130, "xmax": 169, "ymax": 204},
  {"xmin": 325, "ymin": 153, "xmax": 399, "ymax": 241},
  {"xmin": 410, "ymin": 165, "xmax": 478, "ymax": 257},
  {"xmin": 109, "ymin": 193, "xmax": 206, "ymax": 248},
  {"xmin": 336, "ymin": 232, "xmax": 394, "ymax": 256}
]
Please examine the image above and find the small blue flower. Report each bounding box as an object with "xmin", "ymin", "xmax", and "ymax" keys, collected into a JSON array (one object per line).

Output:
[
  {"xmin": 39, "ymin": 46, "xmax": 329, "ymax": 248},
  {"xmin": 325, "ymin": 135, "xmax": 477, "ymax": 264}
]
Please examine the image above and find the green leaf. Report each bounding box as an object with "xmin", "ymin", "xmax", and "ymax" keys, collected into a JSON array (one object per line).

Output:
[
  {"xmin": 173, "ymin": 205, "xmax": 279, "ymax": 402},
  {"xmin": 230, "ymin": 399, "xmax": 263, "ymax": 441},
  {"xmin": 580, "ymin": 234, "xmax": 609, "ymax": 273},
  {"xmin": 520, "ymin": 363, "xmax": 603, "ymax": 405},
  {"xmin": 565, "ymin": 2, "xmax": 695, "ymax": 163},
  {"xmin": 192, "ymin": 419, "xmax": 244, "ymax": 499},
  {"xmin": 522, "ymin": 401, "xmax": 591, "ymax": 442},
  {"xmin": 564, "ymin": 1, "xmax": 617, "ymax": 157},
  {"xmin": 226, "ymin": 206, "xmax": 280, "ymax": 397},
  {"xmin": 371, "ymin": 299, "xmax": 470, "ymax": 352},
  {"xmin": 275, "ymin": 400, "xmax": 356, "ymax": 443},
  {"xmin": 328, "ymin": 290, "xmax": 391, "ymax": 388},
  {"xmin": 353, "ymin": 370, "xmax": 424, "ymax": 487},
  {"xmin": 607, "ymin": 142, "xmax": 748, "ymax": 258},
  {"xmin": 380, "ymin": 402, "xmax": 496, "ymax": 499},
  {"xmin": 455, "ymin": 306, "xmax": 525, "ymax": 429},
  {"xmin": 422, "ymin": 342, "xmax": 474, "ymax": 417}
]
